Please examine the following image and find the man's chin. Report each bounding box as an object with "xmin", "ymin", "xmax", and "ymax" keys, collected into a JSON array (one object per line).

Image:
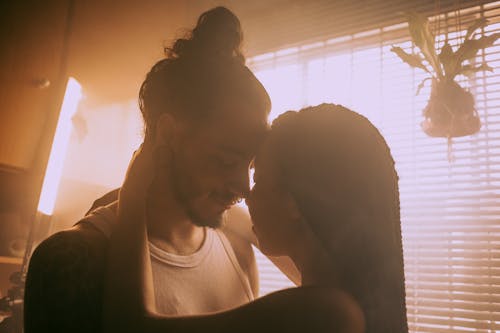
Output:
[{"xmin": 189, "ymin": 210, "xmax": 225, "ymax": 229}]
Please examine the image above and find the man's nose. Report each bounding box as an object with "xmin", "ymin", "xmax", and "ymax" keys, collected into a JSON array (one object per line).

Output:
[{"xmin": 228, "ymin": 165, "xmax": 250, "ymax": 199}]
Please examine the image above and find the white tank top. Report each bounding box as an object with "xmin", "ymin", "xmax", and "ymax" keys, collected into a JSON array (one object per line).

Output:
[{"xmin": 81, "ymin": 203, "xmax": 254, "ymax": 315}]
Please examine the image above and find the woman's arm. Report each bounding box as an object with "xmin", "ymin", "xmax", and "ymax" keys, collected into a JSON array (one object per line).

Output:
[
  {"xmin": 101, "ymin": 145, "xmax": 363, "ymax": 333},
  {"xmin": 101, "ymin": 145, "xmax": 157, "ymax": 332},
  {"xmin": 103, "ymin": 202, "xmax": 364, "ymax": 333},
  {"xmin": 143, "ymin": 287, "xmax": 365, "ymax": 333}
]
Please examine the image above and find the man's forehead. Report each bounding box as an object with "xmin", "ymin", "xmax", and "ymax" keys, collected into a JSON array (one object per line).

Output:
[
  {"xmin": 199, "ymin": 117, "xmax": 268, "ymax": 148},
  {"xmin": 217, "ymin": 144, "xmax": 249, "ymax": 156}
]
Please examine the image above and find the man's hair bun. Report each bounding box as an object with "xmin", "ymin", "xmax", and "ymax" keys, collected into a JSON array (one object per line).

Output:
[{"xmin": 167, "ymin": 6, "xmax": 244, "ymax": 64}]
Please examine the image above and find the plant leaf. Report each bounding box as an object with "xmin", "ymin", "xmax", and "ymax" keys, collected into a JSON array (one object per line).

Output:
[
  {"xmin": 465, "ymin": 18, "xmax": 488, "ymax": 41},
  {"xmin": 416, "ymin": 77, "xmax": 432, "ymax": 95},
  {"xmin": 457, "ymin": 63, "xmax": 493, "ymax": 78},
  {"xmin": 407, "ymin": 12, "xmax": 443, "ymax": 78},
  {"xmin": 391, "ymin": 46, "xmax": 431, "ymax": 73},
  {"xmin": 439, "ymin": 43, "xmax": 456, "ymax": 78},
  {"xmin": 455, "ymin": 33, "xmax": 500, "ymax": 64},
  {"xmin": 407, "ymin": 12, "xmax": 427, "ymax": 50}
]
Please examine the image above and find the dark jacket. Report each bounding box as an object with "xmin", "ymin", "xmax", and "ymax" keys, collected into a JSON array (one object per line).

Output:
[{"xmin": 24, "ymin": 190, "xmax": 118, "ymax": 333}]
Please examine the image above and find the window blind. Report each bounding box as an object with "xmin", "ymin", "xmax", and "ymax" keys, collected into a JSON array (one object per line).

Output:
[
  {"xmin": 246, "ymin": 2, "xmax": 500, "ymax": 332},
  {"xmin": 242, "ymin": 0, "xmax": 496, "ymax": 56}
]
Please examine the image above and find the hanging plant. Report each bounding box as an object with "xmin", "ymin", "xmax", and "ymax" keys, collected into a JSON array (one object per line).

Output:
[{"xmin": 391, "ymin": 12, "xmax": 500, "ymax": 138}]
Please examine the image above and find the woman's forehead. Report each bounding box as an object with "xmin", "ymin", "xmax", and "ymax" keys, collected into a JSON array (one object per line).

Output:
[{"xmin": 254, "ymin": 142, "xmax": 277, "ymax": 173}]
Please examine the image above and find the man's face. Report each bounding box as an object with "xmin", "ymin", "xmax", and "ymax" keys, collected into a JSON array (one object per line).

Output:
[{"xmin": 169, "ymin": 107, "xmax": 268, "ymax": 228}]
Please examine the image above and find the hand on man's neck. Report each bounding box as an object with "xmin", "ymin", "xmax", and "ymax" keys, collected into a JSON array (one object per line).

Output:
[{"xmin": 138, "ymin": 137, "xmax": 207, "ymax": 256}]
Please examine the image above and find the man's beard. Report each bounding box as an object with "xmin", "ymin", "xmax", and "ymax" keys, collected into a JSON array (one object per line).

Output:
[
  {"xmin": 187, "ymin": 206, "xmax": 225, "ymax": 229},
  {"xmin": 176, "ymin": 183, "xmax": 226, "ymax": 229},
  {"xmin": 170, "ymin": 154, "xmax": 226, "ymax": 229}
]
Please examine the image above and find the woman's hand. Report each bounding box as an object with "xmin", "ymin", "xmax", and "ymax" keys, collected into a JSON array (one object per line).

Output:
[
  {"xmin": 119, "ymin": 141, "xmax": 173, "ymax": 222},
  {"xmin": 103, "ymin": 141, "xmax": 170, "ymax": 332},
  {"xmin": 118, "ymin": 143, "xmax": 155, "ymax": 218}
]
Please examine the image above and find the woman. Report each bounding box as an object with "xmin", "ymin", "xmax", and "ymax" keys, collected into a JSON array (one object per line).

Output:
[
  {"xmin": 105, "ymin": 103, "xmax": 408, "ymax": 333},
  {"xmin": 247, "ymin": 104, "xmax": 408, "ymax": 332}
]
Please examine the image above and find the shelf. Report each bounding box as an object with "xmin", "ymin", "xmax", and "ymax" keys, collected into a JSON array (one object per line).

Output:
[{"xmin": 0, "ymin": 256, "xmax": 22, "ymax": 265}]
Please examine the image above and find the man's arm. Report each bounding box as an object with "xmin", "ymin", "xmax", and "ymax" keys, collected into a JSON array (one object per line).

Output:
[
  {"xmin": 222, "ymin": 225, "xmax": 260, "ymax": 297},
  {"xmin": 86, "ymin": 188, "xmax": 120, "ymax": 215},
  {"xmin": 24, "ymin": 224, "xmax": 107, "ymax": 333},
  {"xmin": 223, "ymin": 206, "xmax": 302, "ymax": 286}
]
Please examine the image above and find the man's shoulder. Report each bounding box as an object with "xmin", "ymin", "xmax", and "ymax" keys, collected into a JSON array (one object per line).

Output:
[
  {"xmin": 26, "ymin": 221, "xmax": 110, "ymax": 294},
  {"xmin": 35, "ymin": 199, "xmax": 118, "ymax": 257},
  {"xmin": 220, "ymin": 207, "xmax": 259, "ymax": 296},
  {"xmin": 220, "ymin": 227, "xmax": 259, "ymax": 298},
  {"xmin": 33, "ymin": 222, "xmax": 108, "ymax": 260},
  {"xmin": 24, "ymin": 221, "xmax": 110, "ymax": 332}
]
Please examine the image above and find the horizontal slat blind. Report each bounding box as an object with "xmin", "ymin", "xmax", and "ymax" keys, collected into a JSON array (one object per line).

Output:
[
  {"xmin": 247, "ymin": 2, "xmax": 500, "ymax": 332},
  {"xmin": 242, "ymin": 0, "xmax": 497, "ymax": 56}
]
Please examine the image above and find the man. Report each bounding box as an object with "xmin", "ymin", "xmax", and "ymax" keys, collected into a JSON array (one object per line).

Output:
[{"xmin": 24, "ymin": 7, "xmax": 297, "ymax": 333}]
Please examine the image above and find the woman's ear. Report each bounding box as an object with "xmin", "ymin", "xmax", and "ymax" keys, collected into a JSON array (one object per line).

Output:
[{"xmin": 284, "ymin": 191, "xmax": 302, "ymax": 222}]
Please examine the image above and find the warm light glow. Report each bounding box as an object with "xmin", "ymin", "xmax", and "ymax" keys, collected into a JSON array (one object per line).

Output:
[
  {"xmin": 247, "ymin": 20, "xmax": 500, "ymax": 302},
  {"xmin": 37, "ymin": 78, "xmax": 82, "ymax": 215}
]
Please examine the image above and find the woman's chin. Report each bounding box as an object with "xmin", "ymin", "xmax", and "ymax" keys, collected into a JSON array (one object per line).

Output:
[{"xmin": 256, "ymin": 240, "xmax": 283, "ymax": 257}]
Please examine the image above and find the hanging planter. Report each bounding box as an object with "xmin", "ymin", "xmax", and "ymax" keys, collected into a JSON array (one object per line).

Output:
[
  {"xmin": 391, "ymin": 12, "xmax": 500, "ymax": 138},
  {"xmin": 421, "ymin": 79, "xmax": 480, "ymax": 137}
]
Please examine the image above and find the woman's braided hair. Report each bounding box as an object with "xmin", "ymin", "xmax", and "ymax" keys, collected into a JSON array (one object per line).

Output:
[{"xmin": 268, "ymin": 103, "xmax": 408, "ymax": 333}]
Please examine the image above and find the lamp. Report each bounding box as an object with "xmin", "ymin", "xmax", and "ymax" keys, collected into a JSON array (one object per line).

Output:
[{"xmin": 37, "ymin": 77, "xmax": 82, "ymax": 215}]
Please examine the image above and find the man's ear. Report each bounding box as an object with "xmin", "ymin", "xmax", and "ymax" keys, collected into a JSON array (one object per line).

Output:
[{"xmin": 155, "ymin": 113, "xmax": 180, "ymax": 147}]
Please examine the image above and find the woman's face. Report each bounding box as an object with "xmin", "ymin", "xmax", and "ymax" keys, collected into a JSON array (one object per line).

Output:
[{"xmin": 246, "ymin": 142, "xmax": 299, "ymax": 257}]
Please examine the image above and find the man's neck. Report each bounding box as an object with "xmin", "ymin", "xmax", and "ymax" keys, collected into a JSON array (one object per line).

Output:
[
  {"xmin": 148, "ymin": 226, "xmax": 206, "ymax": 256},
  {"xmin": 146, "ymin": 195, "xmax": 206, "ymax": 256}
]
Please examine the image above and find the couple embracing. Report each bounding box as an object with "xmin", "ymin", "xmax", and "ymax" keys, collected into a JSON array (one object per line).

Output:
[{"xmin": 25, "ymin": 6, "xmax": 407, "ymax": 333}]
